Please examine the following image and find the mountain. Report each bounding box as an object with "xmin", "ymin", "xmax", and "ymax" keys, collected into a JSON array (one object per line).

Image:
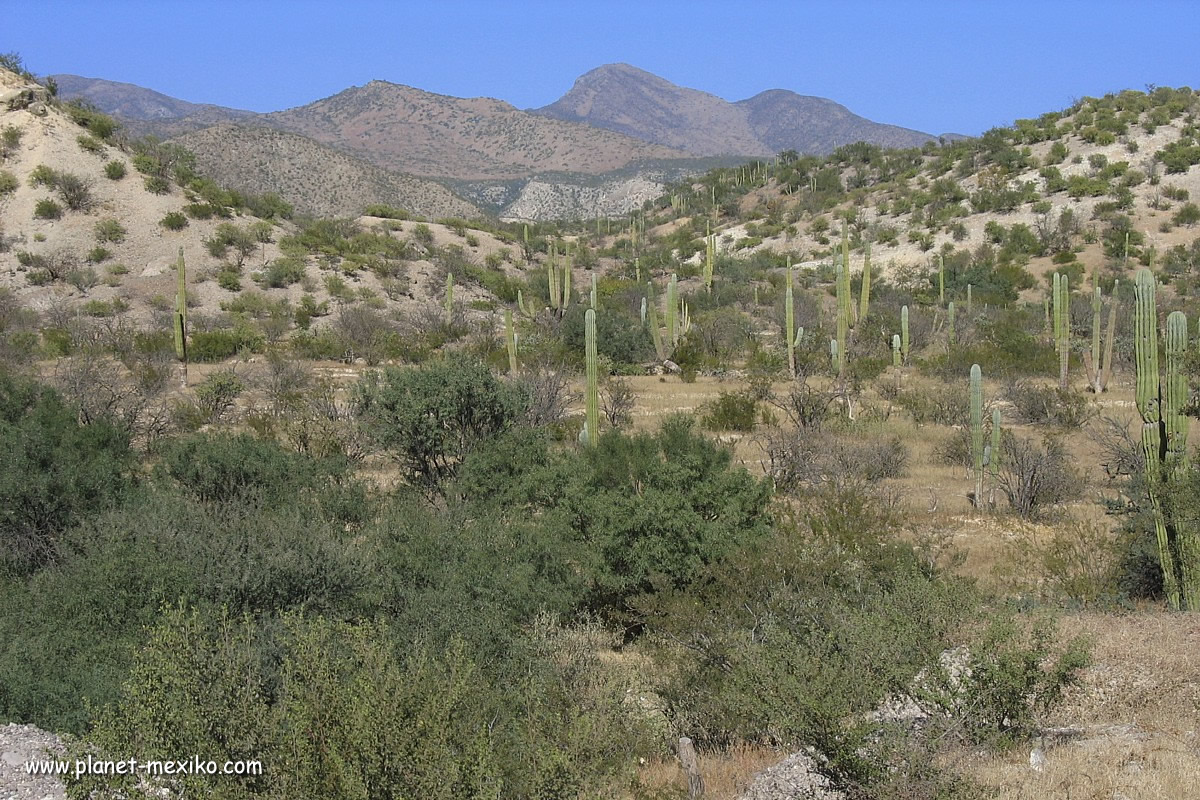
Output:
[
  {"xmin": 171, "ymin": 124, "xmax": 481, "ymax": 219},
  {"xmin": 261, "ymin": 80, "xmax": 691, "ymax": 181},
  {"xmin": 535, "ymin": 63, "xmax": 935, "ymax": 156},
  {"xmin": 48, "ymin": 73, "xmax": 254, "ymax": 138}
]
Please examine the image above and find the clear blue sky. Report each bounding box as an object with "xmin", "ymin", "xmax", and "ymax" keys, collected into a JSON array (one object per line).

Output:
[{"xmin": 4, "ymin": 0, "xmax": 1198, "ymax": 136}]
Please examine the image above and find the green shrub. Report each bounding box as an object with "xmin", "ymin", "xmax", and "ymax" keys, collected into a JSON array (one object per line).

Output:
[
  {"xmin": 143, "ymin": 175, "xmax": 169, "ymax": 195},
  {"xmin": 159, "ymin": 211, "xmax": 188, "ymax": 231},
  {"xmin": 76, "ymin": 134, "xmax": 104, "ymax": 154},
  {"xmin": 216, "ymin": 270, "xmax": 242, "ymax": 291},
  {"xmin": 702, "ymin": 390, "xmax": 758, "ymax": 432},
  {"xmin": 33, "ymin": 198, "xmax": 62, "ymax": 219},
  {"xmin": 86, "ymin": 246, "xmax": 111, "ymax": 264},
  {"xmin": 188, "ymin": 330, "xmax": 242, "ymax": 362},
  {"xmin": 259, "ymin": 255, "xmax": 306, "ymax": 288},
  {"xmin": 103, "ymin": 160, "xmax": 126, "ymax": 180},
  {"xmin": 94, "ymin": 218, "xmax": 126, "ymax": 243},
  {"xmin": 0, "ymin": 170, "xmax": 16, "ymax": 195}
]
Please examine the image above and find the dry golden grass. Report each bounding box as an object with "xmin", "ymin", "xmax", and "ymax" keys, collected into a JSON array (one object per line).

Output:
[{"xmin": 627, "ymin": 743, "xmax": 781, "ymax": 800}]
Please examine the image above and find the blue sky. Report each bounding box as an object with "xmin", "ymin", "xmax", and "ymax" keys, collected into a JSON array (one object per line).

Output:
[{"xmin": 4, "ymin": 0, "xmax": 1198, "ymax": 136}]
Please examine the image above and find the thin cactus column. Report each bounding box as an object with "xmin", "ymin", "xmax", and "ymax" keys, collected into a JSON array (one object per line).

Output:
[
  {"xmin": 548, "ymin": 256, "xmax": 559, "ymax": 313},
  {"xmin": 966, "ymin": 283, "xmax": 973, "ymax": 315},
  {"xmin": 1057, "ymin": 274, "xmax": 1070, "ymax": 389},
  {"xmin": 842, "ymin": 223, "xmax": 855, "ymax": 328},
  {"xmin": 174, "ymin": 247, "xmax": 188, "ymax": 388},
  {"xmin": 666, "ymin": 273, "xmax": 678, "ymax": 347},
  {"xmin": 785, "ymin": 262, "xmax": 796, "ymax": 378},
  {"xmin": 1052, "ymin": 273, "xmax": 1062, "ymax": 347},
  {"xmin": 505, "ymin": 309, "xmax": 518, "ymax": 374},
  {"xmin": 445, "ymin": 272, "xmax": 455, "ymax": 324},
  {"xmin": 892, "ymin": 334, "xmax": 901, "ymax": 367},
  {"xmin": 830, "ymin": 339, "xmax": 839, "ymax": 373},
  {"xmin": 647, "ymin": 282, "xmax": 666, "ymax": 361},
  {"xmin": 584, "ymin": 308, "xmax": 599, "ymax": 446},
  {"xmin": 590, "ymin": 273, "xmax": 598, "ymax": 310},
  {"xmin": 835, "ymin": 263, "xmax": 848, "ymax": 376},
  {"xmin": 1100, "ymin": 281, "xmax": 1118, "ymax": 391},
  {"xmin": 1089, "ymin": 286, "xmax": 1102, "ymax": 390},
  {"xmin": 938, "ymin": 254, "xmax": 946, "ymax": 305},
  {"xmin": 640, "ymin": 297, "xmax": 647, "ymax": 325},
  {"xmin": 858, "ymin": 241, "xmax": 871, "ymax": 322},
  {"xmin": 947, "ymin": 301, "xmax": 957, "ymax": 349},
  {"xmin": 970, "ymin": 364, "xmax": 984, "ymax": 509},
  {"xmin": 562, "ymin": 254, "xmax": 572, "ymax": 308},
  {"xmin": 1135, "ymin": 268, "xmax": 1181, "ymax": 610},
  {"xmin": 901, "ymin": 305, "xmax": 910, "ymax": 364}
]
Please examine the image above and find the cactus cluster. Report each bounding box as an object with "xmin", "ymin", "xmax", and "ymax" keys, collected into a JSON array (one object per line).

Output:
[{"xmin": 1134, "ymin": 268, "xmax": 1196, "ymax": 610}]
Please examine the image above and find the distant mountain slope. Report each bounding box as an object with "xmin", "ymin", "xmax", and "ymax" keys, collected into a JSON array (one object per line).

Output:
[
  {"xmin": 170, "ymin": 125, "xmax": 482, "ymax": 219},
  {"xmin": 533, "ymin": 63, "xmax": 767, "ymax": 156},
  {"xmin": 261, "ymin": 80, "xmax": 691, "ymax": 180},
  {"xmin": 735, "ymin": 89, "xmax": 934, "ymax": 154},
  {"xmin": 535, "ymin": 63, "xmax": 935, "ymax": 156},
  {"xmin": 49, "ymin": 74, "xmax": 254, "ymax": 138}
]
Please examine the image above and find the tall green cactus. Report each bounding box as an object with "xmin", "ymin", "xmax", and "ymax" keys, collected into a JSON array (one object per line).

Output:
[
  {"xmin": 647, "ymin": 281, "xmax": 666, "ymax": 361},
  {"xmin": 966, "ymin": 283, "xmax": 973, "ymax": 316},
  {"xmin": 666, "ymin": 273, "xmax": 678, "ymax": 346},
  {"xmin": 970, "ymin": 364, "xmax": 983, "ymax": 508},
  {"xmin": 1165, "ymin": 311, "xmax": 1190, "ymax": 473},
  {"xmin": 947, "ymin": 302, "xmax": 956, "ymax": 349},
  {"xmin": 938, "ymin": 254, "xmax": 945, "ymax": 305},
  {"xmin": 841, "ymin": 222, "xmax": 855, "ymax": 329},
  {"xmin": 835, "ymin": 262, "xmax": 848, "ymax": 376},
  {"xmin": 785, "ymin": 262, "xmax": 796, "ymax": 377},
  {"xmin": 548, "ymin": 255, "xmax": 559, "ymax": 313},
  {"xmin": 1086, "ymin": 284, "xmax": 1118, "ymax": 393},
  {"xmin": 1056, "ymin": 273, "xmax": 1069, "ymax": 389},
  {"xmin": 1101, "ymin": 281, "xmax": 1118, "ymax": 391},
  {"xmin": 505, "ymin": 309, "xmax": 518, "ymax": 374},
  {"xmin": 584, "ymin": 308, "xmax": 599, "ymax": 447},
  {"xmin": 445, "ymin": 272, "xmax": 455, "ymax": 324},
  {"xmin": 989, "ymin": 407, "xmax": 1002, "ymax": 507},
  {"xmin": 892, "ymin": 334, "xmax": 901, "ymax": 367},
  {"xmin": 174, "ymin": 247, "xmax": 187, "ymax": 387},
  {"xmin": 590, "ymin": 272, "xmax": 598, "ymax": 310},
  {"xmin": 830, "ymin": 339, "xmax": 839, "ymax": 373},
  {"xmin": 858, "ymin": 240, "xmax": 872, "ymax": 322},
  {"xmin": 900, "ymin": 305, "xmax": 910, "ymax": 364},
  {"xmin": 704, "ymin": 222, "xmax": 715, "ymax": 292},
  {"xmin": 1052, "ymin": 273, "xmax": 1062, "ymax": 346},
  {"xmin": 1135, "ymin": 268, "xmax": 1182, "ymax": 609},
  {"xmin": 562, "ymin": 253, "xmax": 572, "ymax": 309}
]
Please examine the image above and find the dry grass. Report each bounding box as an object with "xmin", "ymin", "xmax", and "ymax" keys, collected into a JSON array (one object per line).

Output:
[{"xmin": 627, "ymin": 743, "xmax": 781, "ymax": 800}]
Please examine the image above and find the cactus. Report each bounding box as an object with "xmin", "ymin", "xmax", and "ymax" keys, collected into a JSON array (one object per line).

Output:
[
  {"xmin": 795, "ymin": 326, "xmax": 804, "ymax": 348},
  {"xmin": 892, "ymin": 334, "xmax": 901, "ymax": 367},
  {"xmin": 858, "ymin": 240, "xmax": 872, "ymax": 322},
  {"xmin": 173, "ymin": 247, "xmax": 188, "ymax": 387},
  {"xmin": 830, "ymin": 339, "xmax": 839, "ymax": 373},
  {"xmin": 988, "ymin": 407, "xmax": 1002, "ymax": 507},
  {"xmin": 704, "ymin": 222, "xmax": 715, "ymax": 292},
  {"xmin": 970, "ymin": 364, "xmax": 983, "ymax": 508},
  {"xmin": 966, "ymin": 283, "xmax": 973, "ymax": 315},
  {"xmin": 445, "ymin": 272, "xmax": 454, "ymax": 324},
  {"xmin": 785, "ymin": 262, "xmax": 796, "ymax": 377},
  {"xmin": 505, "ymin": 309, "xmax": 518, "ymax": 374},
  {"xmin": 938, "ymin": 254, "xmax": 945, "ymax": 305},
  {"xmin": 1165, "ymin": 312, "xmax": 1190, "ymax": 472},
  {"xmin": 679, "ymin": 300, "xmax": 691, "ymax": 339},
  {"xmin": 562, "ymin": 253, "xmax": 572, "ymax": 308},
  {"xmin": 835, "ymin": 262, "xmax": 848, "ymax": 376},
  {"xmin": 584, "ymin": 308, "xmax": 599, "ymax": 446},
  {"xmin": 1044, "ymin": 297, "xmax": 1052, "ymax": 337},
  {"xmin": 1101, "ymin": 281, "xmax": 1118, "ymax": 391},
  {"xmin": 590, "ymin": 272, "xmax": 598, "ymax": 310},
  {"xmin": 1052, "ymin": 273, "xmax": 1062, "ymax": 347},
  {"xmin": 666, "ymin": 273, "xmax": 678, "ymax": 346},
  {"xmin": 647, "ymin": 282, "xmax": 666, "ymax": 361},
  {"xmin": 635, "ymin": 257, "xmax": 641, "ymax": 284},
  {"xmin": 841, "ymin": 222, "xmax": 855, "ymax": 329},
  {"xmin": 1134, "ymin": 268, "xmax": 1182, "ymax": 610},
  {"xmin": 548, "ymin": 256, "xmax": 559, "ymax": 313},
  {"xmin": 900, "ymin": 305, "xmax": 910, "ymax": 364},
  {"xmin": 947, "ymin": 301, "xmax": 956, "ymax": 349},
  {"xmin": 640, "ymin": 296, "xmax": 648, "ymax": 325},
  {"xmin": 1058, "ymin": 274, "xmax": 1069, "ymax": 389},
  {"xmin": 1085, "ymin": 284, "xmax": 1118, "ymax": 393}
]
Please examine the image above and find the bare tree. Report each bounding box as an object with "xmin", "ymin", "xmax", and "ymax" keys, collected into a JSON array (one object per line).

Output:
[{"xmin": 600, "ymin": 376, "xmax": 635, "ymax": 428}]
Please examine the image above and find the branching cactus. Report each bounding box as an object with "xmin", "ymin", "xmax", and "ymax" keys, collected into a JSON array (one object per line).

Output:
[
  {"xmin": 584, "ymin": 308, "xmax": 599, "ymax": 446},
  {"xmin": 1135, "ymin": 268, "xmax": 1183, "ymax": 609},
  {"xmin": 174, "ymin": 247, "xmax": 188, "ymax": 387},
  {"xmin": 970, "ymin": 364, "xmax": 984, "ymax": 508},
  {"xmin": 901, "ymin": 305, "xmax": 910, "ymax": 364}
]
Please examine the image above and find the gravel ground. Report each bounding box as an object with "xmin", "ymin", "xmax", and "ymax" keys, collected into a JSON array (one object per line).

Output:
[{"xmin": 0, "ymin": 723, "xmax": 67, "ymax": 800}]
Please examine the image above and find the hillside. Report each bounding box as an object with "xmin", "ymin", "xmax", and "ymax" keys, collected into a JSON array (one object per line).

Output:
[
  {"xmin": 170, "ymin": 124, "xmax": 482, "ymax": 219},
  {"xmin": 261, "ymin": 79, "xmax": 691, "ymax": 180},
  {"xmin": 535, "ymin": 63, "xmax": 936, "ymax": 156}
]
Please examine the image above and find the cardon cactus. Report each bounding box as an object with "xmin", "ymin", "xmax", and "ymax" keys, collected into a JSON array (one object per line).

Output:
[
  {"xmin": 584, "ymin": 308, "xmax": 599, "ymax": 446},
  {"xmin": 666, "ymin": 273, "xmax": 678, "ymax": 346},
  {"xmin": 505, "ymin": 309, "xmax": 518, "ymax": 374},
  {"xmin": 835, "ymin": 263, "xmax": 848, "ymax": 376},
  {"xmin": 858, "ymin": 240, "xmax": 872, "ymax": 322},
  {"xmin": 1134, "ymin": 269, "xmax": 1187, "ymax": 609},
  {"xmin": 445, "ymin": 272, "xmax": 455, "ymax": 324},
  {"xmin": 900, "ymin": 305, "xmax": 910, "ymax": 364},
  {"xmin": 947, "ymin": 301, "xmax": 956, "ymax": 349},
  {"xmin": 785, "ymin": 262, "xmax": 796, "ymax": 377},
  {"xmin": 892, "ymin": 334, "xmax": 901, "ymax": 367},
  {"xmin": 646, "ymin": 282, "xmax": 666, "ymax": 361},
  {"xmin": 970, "ymin": 364, "xmax": 984, "ymax": 508}
]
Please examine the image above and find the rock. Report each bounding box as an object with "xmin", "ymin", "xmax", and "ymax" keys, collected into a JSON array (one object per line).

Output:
[
  {"xmin": 739, "ymin": 749, "xmax": 844, "ymax": 800},
  {"xmin": 0, "ymin": 723, "xmax": 67, "ymax": 800}
]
